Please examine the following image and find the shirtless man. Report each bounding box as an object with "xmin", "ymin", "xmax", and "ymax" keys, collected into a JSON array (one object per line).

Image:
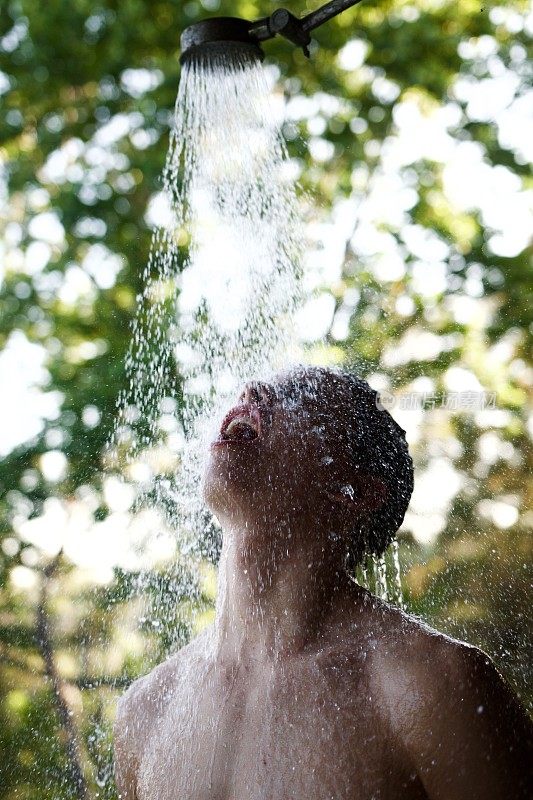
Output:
[{"xmin": 114, "ymin": 366, "xmax": 532, "ymax": 799}]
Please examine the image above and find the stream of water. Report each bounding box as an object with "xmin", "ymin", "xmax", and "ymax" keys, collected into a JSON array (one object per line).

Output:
[
  {"xmin": 111, "ymin": 53, "xmax": 302, "ymax": 574},
  {"xmin": 110, "ymin": 51, "xmax": 403, "ymax": 656}
]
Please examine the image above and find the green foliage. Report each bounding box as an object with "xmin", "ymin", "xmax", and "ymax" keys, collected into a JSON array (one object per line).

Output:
[{"xmin": 1, "ymin": 0, "xmax": 531, "ymax": 797}]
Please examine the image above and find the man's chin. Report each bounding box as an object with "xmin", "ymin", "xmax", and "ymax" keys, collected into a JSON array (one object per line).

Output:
[{"xmin": 201, "ymin": 459, "xmax": 260, "ymax": 518}]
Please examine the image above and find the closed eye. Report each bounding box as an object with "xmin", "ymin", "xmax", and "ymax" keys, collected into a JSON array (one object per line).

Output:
[{"xmin": 238, "ymin": 383, "xmax": 275, "ymax": 407}]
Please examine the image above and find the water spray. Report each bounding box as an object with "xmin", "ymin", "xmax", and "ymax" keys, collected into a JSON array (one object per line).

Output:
[{"xmin": 179, "ymin": 0, "xmax": 365, "ymax": 66}]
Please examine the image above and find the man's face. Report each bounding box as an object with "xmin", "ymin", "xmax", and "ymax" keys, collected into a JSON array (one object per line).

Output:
[{"xmin": 202, "ymin": 370, "xmax": 357, "ymax": 529}]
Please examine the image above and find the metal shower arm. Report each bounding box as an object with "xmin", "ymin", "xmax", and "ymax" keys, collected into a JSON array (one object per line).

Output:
[
  {"xmin": 301, "ymin": 0, "xmax": 366, "ymax": 32},
  {"xmin": 249, "ymin": 0, "xmax": 365, "ymax": 56}
]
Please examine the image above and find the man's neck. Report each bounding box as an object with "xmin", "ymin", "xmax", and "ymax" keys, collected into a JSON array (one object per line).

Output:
[{"xmin": 213, "ymin": 522, "xmax": 364, "ymax": 662}]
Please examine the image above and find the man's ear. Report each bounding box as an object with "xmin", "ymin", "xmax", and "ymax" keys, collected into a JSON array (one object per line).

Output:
[{"xmin": 326, "ymin": 470, "xmax": 387, "ymax": 514}]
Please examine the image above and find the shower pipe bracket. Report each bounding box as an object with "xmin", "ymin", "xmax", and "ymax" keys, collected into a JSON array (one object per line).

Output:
[{"xmin": 249, "ymin": 0, "xmax": 366, "ymax": 58}]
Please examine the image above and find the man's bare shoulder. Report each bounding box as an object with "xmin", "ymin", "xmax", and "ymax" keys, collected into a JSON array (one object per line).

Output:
[
  {"xmin": 113, "ymin": 627, "xmax": 215, "ymax": 796},
  {"xmin": 361, "ymin": 598, "xmax": 495, "ymax": 692},
  {"xmin": 115, "ymin": 626, "xmax": 214, "ymax": 755},
  {"xmin": 357, "ymin": 599, "xmax": 533, "ymax": 797},
  {"xmin": 359, "ymin": 599, "xmax": 531, "ymax": 746}
]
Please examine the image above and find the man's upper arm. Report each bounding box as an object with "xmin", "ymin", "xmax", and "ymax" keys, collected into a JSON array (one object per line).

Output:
[
  {"xmin": 395, "ymin": 642, "xmax": 533, "ymax": 800},
  {"xmin": 114, "ymin": 690, "xmax": 140, "ymax": 800}
]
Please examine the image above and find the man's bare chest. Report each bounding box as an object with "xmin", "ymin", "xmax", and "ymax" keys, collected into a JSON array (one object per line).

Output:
[{"xmin": 137, "ymin": 658, "xmax": 422, "ymax": 800}]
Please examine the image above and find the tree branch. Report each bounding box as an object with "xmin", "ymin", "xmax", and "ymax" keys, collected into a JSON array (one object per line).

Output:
[{"xmin": 35, "ymin": 559, "xmax": 92, "ymax": 800}]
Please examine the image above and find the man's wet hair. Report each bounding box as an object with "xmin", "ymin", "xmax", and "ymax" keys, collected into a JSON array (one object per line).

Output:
[{"xmin": 275, "ymin": 366, "xmax": 414, "ymax": 564}]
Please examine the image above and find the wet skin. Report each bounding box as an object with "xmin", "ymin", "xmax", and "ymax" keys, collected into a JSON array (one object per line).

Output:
[{"xmin": 114, "ymin": 371, "xmax": 533, "ymax": 800}]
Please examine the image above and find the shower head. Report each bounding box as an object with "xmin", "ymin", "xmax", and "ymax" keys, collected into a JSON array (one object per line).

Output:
[
  {"xmin": 179, "ymin": 18, "xmax": 265, "ymax": 67},
  {"xmin": 179, "ymin": 1, "xmax": 366, "ymax": 66}
]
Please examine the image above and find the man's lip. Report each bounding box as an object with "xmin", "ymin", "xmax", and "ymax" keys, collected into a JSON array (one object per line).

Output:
[{"xmin": 211, "ymin": 403, "xmax": 263, "ymax": 448}]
